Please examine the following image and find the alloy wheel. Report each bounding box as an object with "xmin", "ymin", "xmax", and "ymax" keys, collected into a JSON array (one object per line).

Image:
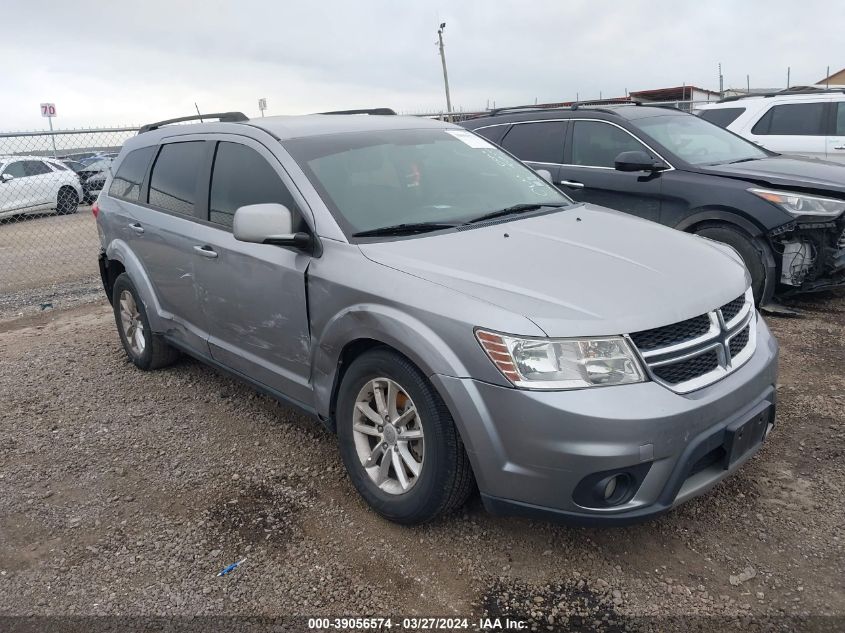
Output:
[
  {"xmin": 352, "ymin": 377, "xmax": 424, "ymax": 495},
  {"xmin": 119, "ymin": 290, "xmax": 146, "ymax": 357}
]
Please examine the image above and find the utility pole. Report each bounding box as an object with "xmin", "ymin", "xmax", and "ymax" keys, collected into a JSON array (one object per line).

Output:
[
  {"xmin": 718, "ymin": 63, "xmax": 724, "ymax": 98},
  {"xmin": 437, "ymin": 23, "xmax": 453, "ymax": 120}
]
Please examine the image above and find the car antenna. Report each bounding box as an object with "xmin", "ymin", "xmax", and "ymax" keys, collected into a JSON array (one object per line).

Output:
[{"xmin": 194, "ymin": 103, "xmax": 204, "ymax": 123}]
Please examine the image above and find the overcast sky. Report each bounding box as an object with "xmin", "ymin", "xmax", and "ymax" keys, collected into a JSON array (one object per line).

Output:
[{"xmin": 1, "ymin": 0, "xmax": 840, "ymax": 130}]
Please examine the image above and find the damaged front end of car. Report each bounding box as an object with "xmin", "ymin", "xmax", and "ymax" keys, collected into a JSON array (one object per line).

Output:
[
  {"xmin": 769, "ymin": 218, "xmax": 845, "ymax": 294},
  {"xmin": 749, "ymin": 188, "xmax": 845, "ymax": 295}
]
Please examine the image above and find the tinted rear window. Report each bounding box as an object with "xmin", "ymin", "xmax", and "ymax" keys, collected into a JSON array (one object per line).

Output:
[
  {"xmin": 752, "ymin": 102, "xmax": 827, "ymax": 135},
  {"xmin": 501, "ymin": 121, "xmax": 566, "ymax": 163},
  {"xmin": 109, "ymin": 146, "xmax": 155, "ymax": 201},
  {"xmin": 148, "ymin": 142, "xmax": 205, "ymax": 215},
  {"xmin": 698, "ymin": 107, "xmax": 745, "ymax": 128},
  {"xmin": 208, "ymin": 142, "xmax": 298, "ymax": 229}
]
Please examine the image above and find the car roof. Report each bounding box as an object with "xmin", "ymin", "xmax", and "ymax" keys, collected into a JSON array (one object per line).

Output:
[
  {"xmin": 132, "ymin": 114, "xmax": 460, "ymax": 144},
  {"xmin": 461, "ymin": 105, "xmax": 687, "ymax": 127},
  {"xmin": 698, "ymin": 88, "xmax": 845, "ymax": 109},
  {"xmin": 0, "ymin": 155, "xmax": 56, "ymax": 161}
]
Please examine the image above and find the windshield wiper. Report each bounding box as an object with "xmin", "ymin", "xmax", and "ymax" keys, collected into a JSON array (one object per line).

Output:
[
  {"xmin": 352, "ymin": 222, "xmax": 458, "ymax": 238},
  {"xmin": 727, "ymin": 157, "xmax": 760, "ymax": 164},
  {"xmin": 463, "ymin": 202, "xmax": 568, "ymax": 225}
]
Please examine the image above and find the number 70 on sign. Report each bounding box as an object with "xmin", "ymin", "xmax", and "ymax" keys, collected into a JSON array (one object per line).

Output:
[{"xmin": 40, "ymin": 103, "xmax": 57, "ymax": 117}]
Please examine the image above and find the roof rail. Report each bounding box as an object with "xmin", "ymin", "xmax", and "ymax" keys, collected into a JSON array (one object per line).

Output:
[
  {"xmin": 318, "ymin": 108, "xmax": 397, "ymax": 115},
  {"xmin": 719, "ymin": 86, "xmax": 845, "ymax": 103},
  {"xmin": 487, "ymin": 100, "xmax": 640, "ymax": 116},
  {"xmin": 568, "ymin": 99, "xmax": 641, "ymax": 110},
  {"xmin": 138, "ymin": 112, "xmax": 249, "ymax": 134}
]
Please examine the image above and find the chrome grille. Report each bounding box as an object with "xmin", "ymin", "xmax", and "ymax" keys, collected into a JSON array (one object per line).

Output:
[{"xmin": 629, "ymin": 288, "xmax": 756, "ymax": 394}]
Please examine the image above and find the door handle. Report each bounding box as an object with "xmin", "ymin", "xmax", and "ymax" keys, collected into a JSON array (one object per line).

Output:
[
  {"xmin": 559, "ymin": 180, "xmax": 585, "ymax": 189},
  {"xmin": 128, "ymin": 222, "xmax": 144, "ymax": 234},
  {"xmin": 193, "ymin": 245, "xmax": 218, "ymax": 259},
  {"xmin": 834, "ymin": 146, "xmax": 845, "ymax": 150}
]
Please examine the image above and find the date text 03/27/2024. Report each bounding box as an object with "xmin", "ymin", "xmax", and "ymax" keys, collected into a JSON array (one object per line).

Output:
[{"xmin": 306, "ymin": 617, "xmax": 528, "ymax": 630}]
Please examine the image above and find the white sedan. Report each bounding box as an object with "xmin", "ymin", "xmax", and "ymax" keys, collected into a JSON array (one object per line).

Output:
[{"xmin": 0, "ymin": 155, "xmax": 84, "ymax": 220}]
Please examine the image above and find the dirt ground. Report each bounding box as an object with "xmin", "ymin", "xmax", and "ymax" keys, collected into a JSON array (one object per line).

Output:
[
  {"xmin": 0, "ymin": 292, "xmax": 843, "ymax": 632},
  {"xmin": 0, "ymin": 209, "xmax": 99, "ymax": 294}
]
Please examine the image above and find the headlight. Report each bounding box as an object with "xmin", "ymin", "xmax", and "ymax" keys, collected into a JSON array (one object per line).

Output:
[
  {"xmin": 749, "ymin": 188, "xmax": 845, "ymax": 218},
  {"xmin": 475, "ymin": 330, "xmax": 646, "ymax": 390}
]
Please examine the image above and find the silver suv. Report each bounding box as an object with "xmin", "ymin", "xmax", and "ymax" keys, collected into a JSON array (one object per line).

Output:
[{"xmin": 95, "ymin": 110, "xmax": 779, "ymax": 525}]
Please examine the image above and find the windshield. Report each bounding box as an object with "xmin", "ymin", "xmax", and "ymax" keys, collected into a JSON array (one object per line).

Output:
[
  {"xmin": 632, "ymin": 114, "xmax": 769, "ymax": 165},
  {"xmin": 283, "ymin": 128, "xmax": 569, "ymax": 236}
]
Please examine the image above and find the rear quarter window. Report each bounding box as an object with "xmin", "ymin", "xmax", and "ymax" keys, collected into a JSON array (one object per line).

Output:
[
  {"xmin": 698, "ymin": 107, "xmax": 745, "ymax": 128},
  {"xmin": 108, "ymin": 146, "xmax": 156, "ymax": 201},
  {"xmin": 472, "ymin": 125, "xmax": 509, "ymax": 145}
]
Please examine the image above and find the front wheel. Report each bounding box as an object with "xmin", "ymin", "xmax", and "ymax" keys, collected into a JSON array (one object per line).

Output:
[
  {"xmin": 695, "ymin": 224, "xmax": 770, "ymax": 305},
  {"xmin": 336, "ymin": 348, "xmax": 474, "ymax": 524}
]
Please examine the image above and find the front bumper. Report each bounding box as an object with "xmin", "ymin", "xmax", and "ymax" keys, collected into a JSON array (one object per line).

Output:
[{"xmin": 433, "ymin": 316, "xmax": 779, "ymax": 525}]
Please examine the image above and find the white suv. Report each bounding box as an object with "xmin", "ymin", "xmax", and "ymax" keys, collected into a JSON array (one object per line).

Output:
[
  {"xmin": 695, "ymin": 88, "xmax": 845, "ymax": 164},
  {"xmin": 0, "ymin": 156, "xmax": 83, "ymax": 220}
]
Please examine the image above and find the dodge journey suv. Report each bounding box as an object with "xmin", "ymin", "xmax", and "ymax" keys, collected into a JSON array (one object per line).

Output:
[{"xmin": 95, "ymin": 110, "xmax": 778, "ymax": 525}]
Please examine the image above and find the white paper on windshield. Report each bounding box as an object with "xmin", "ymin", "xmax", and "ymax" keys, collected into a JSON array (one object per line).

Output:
[{"xmin": 445, "ymin": 129, "xmax": 495, "ymax": 149}]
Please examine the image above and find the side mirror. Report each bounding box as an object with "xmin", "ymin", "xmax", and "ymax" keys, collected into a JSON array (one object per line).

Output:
[
  {"xmin": 233, "ymin": 203, "xmax": 311, "ymax": 250},
  {"xmin": 535, "ymin": 168, "xmax": 553, "ymax": 183},
  {"xmin": 1, "ymin": 173, "xmax": 13, "ymax": 183},
  {"xmin": 614, "ymin": 150, "xmax": 668, "ymax": 172}
]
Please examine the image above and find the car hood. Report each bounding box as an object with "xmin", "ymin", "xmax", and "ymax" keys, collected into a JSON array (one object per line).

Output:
[
  {"xmin": 358, "ymin": 205, "xmax": 748, "ymax": 337},
  {"xmin": 699, "ymin": 156, "xmax": 845, "ymax": 196}
]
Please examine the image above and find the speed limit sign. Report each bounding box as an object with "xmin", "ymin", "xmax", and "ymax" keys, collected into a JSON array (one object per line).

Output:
[{"xmin": 40, "ymin": 103, "xmax": 57, "ymax": 118}]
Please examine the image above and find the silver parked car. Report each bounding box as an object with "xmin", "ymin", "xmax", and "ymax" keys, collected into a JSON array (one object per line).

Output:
[{"xmin": 95, "ymin": 110, "xmax": 778, "ymax": 525}]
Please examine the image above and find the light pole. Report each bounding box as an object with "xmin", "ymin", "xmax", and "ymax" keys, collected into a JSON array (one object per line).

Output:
[{"xmin": 437, "ymin": 22, "xmax": 453, "ymax": 120}]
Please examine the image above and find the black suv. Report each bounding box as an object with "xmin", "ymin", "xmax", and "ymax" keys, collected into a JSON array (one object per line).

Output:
[{"xmin": 461, "ymin": 105, "xmax": 845, "ymax": 307}]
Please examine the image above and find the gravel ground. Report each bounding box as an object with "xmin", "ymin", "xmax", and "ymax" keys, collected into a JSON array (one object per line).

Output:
[{"xmin": 0, "ymin": 291, "xmax": 843, "ymax": 632}]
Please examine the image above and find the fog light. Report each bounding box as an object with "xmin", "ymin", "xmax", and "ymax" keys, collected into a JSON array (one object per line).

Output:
[
  {"xmin": 603, "ymin": 476, "xmax": 618, "ymax": 500},
  {"xmin": 594, "ymin": 473, "xmax": 632, "ymax": 507},
  {"xmin": 573, "ymin": 463, "xmax": 651, "ymax": 510}
]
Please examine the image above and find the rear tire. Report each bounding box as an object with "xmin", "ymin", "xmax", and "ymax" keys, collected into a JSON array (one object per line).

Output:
[
  {"xmin": 336, "ymin": 348, "xmax": 474, "ymax": 524},
  {"xmin": 56, "ymin": 187, "xmax": 79, "ymax": 215},
  {"xmin": 695, "ymin": 224, "xmax": 769, "ymax": 305},
  {"xmin": 112, "ymin": 273, "xmax": 179, "ymax": 371}
]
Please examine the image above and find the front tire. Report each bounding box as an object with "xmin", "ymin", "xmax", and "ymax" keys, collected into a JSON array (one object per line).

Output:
[
  {"xmin": 695, "ymin": 224, "xmax": 769, "ymax": 305},
  {"xmin": 336, "ymin": 348, "xmax": 474, "ymax": 524},
  {"xmin": 112, "ymin": 273, "xmax": 179, "ymax": 370},
  {"xmin": 56, "ymin": 187, "xmax": 79, "ymax": 215}
]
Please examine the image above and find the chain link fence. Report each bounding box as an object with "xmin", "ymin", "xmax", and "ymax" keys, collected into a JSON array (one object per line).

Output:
[{"xmin": 0, "ymin": 127, "xmax": 138, "ymax": 316}]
